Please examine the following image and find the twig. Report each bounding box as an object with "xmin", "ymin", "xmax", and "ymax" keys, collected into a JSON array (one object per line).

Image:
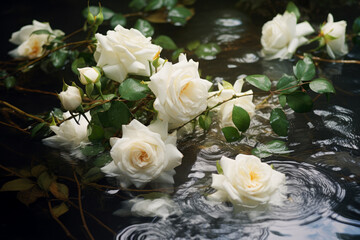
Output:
[
  {"xmin": 296, "ymin": 54, "xmax": 360, "ymax": 64},
  {"xmin": 0, "ymin": 164, "xmax": 23, "ymax": 177},
  {"xmin": 68, "ymin": 201, "xmax": 116, "ymax": 235},
  {"xmin": 12, "ymin": 85, "xmax": 58, "ymax": 96},
  {"xmin": 0, "ymin": 100, "xmax": 46, "ymax": 123},
  {"xmin": 73, "ymin": 171, "xmax": 95, "ymax": 240},
  {"xmin": 48, "ymin": 201, "xmax": 77, "ymax": 240},
  {"xmin": 0, "ymin": 120, "xmax": 30, "ymax": 134}
]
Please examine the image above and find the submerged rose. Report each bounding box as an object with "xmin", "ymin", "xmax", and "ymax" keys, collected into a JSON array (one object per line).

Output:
[
  {"xmin": 94, "ymin": 25, "xmax": 162, "ymax": 83},
  {"xmin": 43, "ymin": 111, "xmax": 90, "ymax": 149},
  {"xmin": 148, "ymin": 54, "xmax": 212, "ymax": 129},
  {"xmin": 260, "ymin": 12, "xmax": 314, "ymax": 60},
  {"xmin": 9, "ymin": 20, "xmax": 64, "ymax": 59},
  {"xmin": 58, "ymin": 86, "xmax": 82, "ymax": 111},
  {"xmin": 208, "ymin": 79, "xmax": 255, "ymax": 128},
  {"xmin": 208, "ymin": 154, "xmax": 285, "ymax": 207},
  {"xmin": 101, "ymin": 119, "xmax": 183, "ymax": 188},
  {"xmin": 320, "ymin": 13, "xmax": 348, "ymax": 59}
]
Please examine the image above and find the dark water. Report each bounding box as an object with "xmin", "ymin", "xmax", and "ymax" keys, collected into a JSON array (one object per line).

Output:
[{"xmin": 1, "ymin": 1, "xmax": 360, "ymax": 239}]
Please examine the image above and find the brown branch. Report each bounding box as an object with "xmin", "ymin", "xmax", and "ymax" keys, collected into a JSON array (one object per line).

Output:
[
  {"xmin": 0, "ymin": 120, "xmax": 30, "ymax": 134},
  {"xmin": 0, "ymin": 164, "xmax": 23, "ymax": 177},
  {"xmin": 296, "ymin": 54, "xmax": 360, "ymax": 64},
  {"xmin": 0, "ymin": 100, "xmax": 46, "ymax": 123},
  {"xmin": 48, "ymin": 201, "xmax": 77, "ymax": 240},
  {"xmin": 12, "ymin": 85, "xmax": 58, "ymax": 96},
  {"xmin": 68, "ymin": 201, "xmax": 116, "ymax": 236},
  {"xmin": 73, "ymin": 171, "xmax": 95, "ymax": 240}
]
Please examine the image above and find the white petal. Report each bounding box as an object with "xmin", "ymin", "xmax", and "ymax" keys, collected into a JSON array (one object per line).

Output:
[{"xmin": 295, "ymin": 21, "xmax": 314, "ymax": 37}]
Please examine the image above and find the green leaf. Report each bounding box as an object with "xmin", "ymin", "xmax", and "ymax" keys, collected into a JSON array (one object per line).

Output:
[
  {"xmin": 293, "ymin": 56, "xmax": 315, "ymax": 81},
  {"xmin": 16, "ymin": 186, "xmax": 45, "ymax": 206},
  {"xmin": 172, "ymin": 48, "xmax": 185, "ymax": 61},
  {"xmin": 1, "ymin": 178, "xmax": 35, "ymax": 192},
  {"xmin": 93, "ymin": 153, "xmax": 112, "ymax": 167},
  {"xmin": 168, "ymin": 6, "xmax": 192, "ymax": 26},
  {"xmin": 199, "ymin": 114, "xmax": 212, "ymax": 130},
  {"xmin": 119, "ymin": 78, "xmax": 150, "ymax": 101},
  {"xmin": 286, "ymin": 1, "xmax": 300, "ymax": 20},
  {"xmin": 309, "ymin": 78, "xmax": 335, "ymax": 94},
  {"xmin": 85, "ymin": 83, "xmax": 94, "ymax": 97},
  {"xmin": 186, "ymin": 40, "xmax": 200, "ymax": 51},
  {"xmin": 71, "ymin": 58, "xmax": 86, "ymax": 74},
  {"xmin": 88, "ymin": 123, "xmax": 105, "ymax": 141},
  {"xmin": 153, "ymin": 35, "xmax": 177, "ymax": 50},
  {"xmin": 145, "ymin": 0, "xmax": 164, "ymax": 11},
  {"xmin": 286, "ymin": 92, "xmax": 313, "ymax": 113},
  {"xmin": 4, "ymin": 76, "xmax": 16, "ymax": 89},
  {"xmin": 279, "ymin": 94, "xmax": 287, "ymax": 108},
  {"xmin": 30, "ymin": 122, "xmax": 48, "ymax": 138},
  {"xmin": 31, "ymin": 165, "xmax": 48, "ymax": 178},
  {"xmin": 163, "ymin": 0, "xmax": 177, "ymax": 9},
  {"xmin": 252, "ymin": 140, "xmax": 291, "ymax": 158},
  {"xmin": 232, "ymin": 105, "xmax": 250, "ymax": 132},
  {"xmin": 216, "ymin": 160, "xmax": 223, "ymax": 174},
  {"xmin": 52, "ymin": 202, "xmax": 69, "ymax": 218},
  {"xmin": 82, "ymin": 6, "xmax": 114, "ymax": 20},
  {"xmin": 276, "ymin": 74, "xmax": 299, "ymax": 94},
  {"xmin": 49, "ymin": 182, "xmax": 69, "ymax": 201},
  {"xmin": 98, "ymin": 101, "xmax": 131, "ymax": 129},
  {"xmin": 110, "ymin": 13, "xmax": 126, "ymax": 28},
  {"xmin": 245, "ymin": 75, "xmax": 271, "ymax": 91},
  {"xmin": 353, "ymin": 17, "xmax": 360, "ymax": 34},
  {"xmin": 37, "ymin": 172, "xmax": 56, "ymax": 191},
  {"xmin": 51, "ymin": 49, "xmax": 68, "ymax": 68},
  {"xmin": 31, "ymin": 29, "xmax": 53, "ymax": 36},
  {"xmin": 81, "ymin": 144, "xmax": 105, "ymax": 157},
  {"xmin": 221, "ymin": 126, "xmax": 241, "ymax": 142},
  {"xmin": 270, "ymin": 108, "xmax": 289, "ymax": 136},
  {"xmin": 194, "ymin": 43, "xmax": 221, "ymax": 59},
  {"xmin": 82, "ymin": 167, "xmax": 104, "ymax": 184},
  {"xmin": 129, "ymin": 0, "xmax": 147, "ymax": 11},
  {"xmin": 134, "ymin": 19, "xmax": 154, "ymax": 37}
]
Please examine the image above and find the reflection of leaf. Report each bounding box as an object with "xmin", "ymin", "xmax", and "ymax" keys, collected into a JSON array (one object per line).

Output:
[
  {"xmin": 31, "ymin": 165, "xmax": 48, "ymax": 178},
  {"xmin": 52, "ymin": 202, "xmax": 69, "ymax": 218},
  {"xmin": 50, "ymin": 182, "xmax": 69, "ymax": 201},
  {"xmin": 1, "ymin": 178, "xmax": 35, "ymax": 192},
  {"xmin": 286, "ymin": 92, "xmax": 313, "ymax": 113},
  {"xmin": 17, "ymin": 186, "xmax": 45, "ymax": 206},
  {"xmin": 168, "ymin": 7, "xmax": 193, "ymax": 26},
  {"xmin": 37, "ymin": 172, "xmax": 56, "ymax": 191},
  {"xmin": 252, "ymin": 140, "xmax": 292, "ymax": 158},
  {"xmin": 194, "ymin": 43, "xmax": 221, "ymax": 59},
  {"xmin": 199, "ymin": 114, "xmax": 211, "ymax": 130}
]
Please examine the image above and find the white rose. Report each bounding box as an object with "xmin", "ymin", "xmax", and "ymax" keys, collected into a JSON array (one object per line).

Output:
[
  {"xmin": 260, "ymin": 12, "xmax": 314, "ymax": 60},
  {"xmin": 43, "ymin": 111, "xmax": 90, "ymax": 149},
  {"xmin": 58, "ymin": 86, "xmax": 82, "ymax": 111},
  {"xmin": 148, "ymin": 54, "xmax": 213, "ymax": 129},
  {"xmin": 208, "ymin": 154, "xmax": 285, "ymax": 207},
  {"xmin": 320, "ymin": 13, "xmax": 348, "ymax": 59},
  {"xmin": 77, "ymin": 67, "xmax": 101, "ymax": 85},
  {"xmin": 94, "ymin": 25, "xmax": 162, "ymax": 83},
  {"xmin": 9, "ymin": 20, "xmax": 64, "ymax": 59},
  {"xmin": 130, "ymin": 197, "xmax": 181, "ymax": 219},
  {"xmin": 101, "ymin": 119, "xmax": 183, "ymax": 188},
  {"xmin": 208, "ymin": 79, "xmax": 255, "ymax": 128}
]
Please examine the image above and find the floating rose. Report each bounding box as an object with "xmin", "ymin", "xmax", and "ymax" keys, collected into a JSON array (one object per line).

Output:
[
  {"xmin": 43, "ymin": 111, "xmax": 90, "ymax": 149},
  {"xmin": 148, "ymin": 54, "xmax": 212, "ymax": 129},
  {"xmin": 9, "ymin": 20, "xmax": 64, "ymax": 59},
  {"xmin": 208, "ymin": 154, "xmax": 285, "ymax": 207},
  {"xmin": 94, "ymin": 25, "xmax": 162, "ymax": 83},
  {"xmin": 208, "ymin": 78, "xmax": 255, "ymax": 128},
  {"xmin": 260, "ymin": 12, "xmax": 314, "ymax": 60},
  {"xmin": 101, "ymin": 119, "xmax": 183, "ymax": 188},
  {"xmin": 320, "ymin": 13, "xmax": 348, "ymax": 59}
]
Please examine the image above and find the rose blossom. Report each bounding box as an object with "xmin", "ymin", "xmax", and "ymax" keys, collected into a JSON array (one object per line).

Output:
[
  {"xmin": 208, "ymin": 79, "xmax": 255, "ymax": 128},
  {"xmin": 320, "ymin": 13, "xmax": 348, "ymax": 59},
  {"xmin": 101, "ymin": 119, "xmax": 183, "ymax": 188},
  {"xmin": 43, "ymin": 111, "xmax": 90, "ymax": 149},
  {"xmin": 94, "ymin": 25, "xmax": 162, "ymax": 83},
  {"xmin": 130, "ymin": 197, "xmax": 181, "ymax": 219},
  {"xmin": 208, "ymin": 154, "xmax": 285, "ymax": 207},
  {"xmin": 58, "ymin": 86, "xmax": 82, "ymax": 111},
  {"xmin": 77, "ymin": 67, "xmax": 101, "ymax": 85},
  {"xmin": 148, "ymin": 54, "xmax": 212, "ymax": 129},
  {"xmin": 9, "ymin": 20, "xmax": 64, "ymax": 59},
  {"xmin": 260, "ymin": 12, "xmax": 314, "ymax": 60}
]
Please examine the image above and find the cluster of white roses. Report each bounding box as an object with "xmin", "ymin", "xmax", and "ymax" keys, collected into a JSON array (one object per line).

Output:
[
  {"xmin": 261, "ymin": 12, "xmax": 348, "ymax": 60},
  {"xmin": 10, "ymin": 20, "xmax": 286, "ymax": 209}
]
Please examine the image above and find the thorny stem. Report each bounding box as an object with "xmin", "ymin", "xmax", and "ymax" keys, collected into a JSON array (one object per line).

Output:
[
  {"xmin": 0, "ymin": 100, "xmax": 46, "ymax": 123},
  {"xmin": 73, "ymin": 171, "xmax": 95, "ymax": 240},
  {"xmin": 47, "ymin": 201, "xmax": 77, "ymax": 240}
]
